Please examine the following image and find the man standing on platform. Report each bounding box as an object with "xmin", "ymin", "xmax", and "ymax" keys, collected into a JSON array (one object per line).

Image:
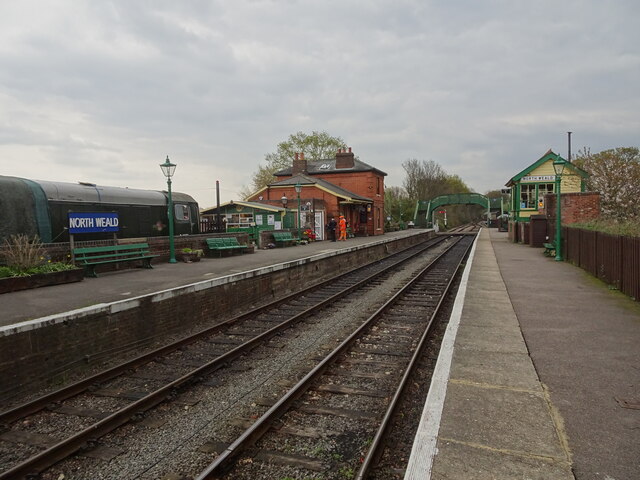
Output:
[
  {"xmin": 328, "ymin": 217, "xmax": 337, "ymax": 242},
  {"xmin": 338, "ymin": 215, "xmax": 347, "ymax": 241}
]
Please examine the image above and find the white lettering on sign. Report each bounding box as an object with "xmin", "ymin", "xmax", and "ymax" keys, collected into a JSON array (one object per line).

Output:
[
  {"xmin": 521, "ymin": 175, "xmax": 556, "ymax": 183},
  {"xmin": 69, "ymin": 217, "xmax": 95, "ymax": 229},
  {"xmin": 95, "ymin": 217, "xmax": 119, "ymax": 228}
]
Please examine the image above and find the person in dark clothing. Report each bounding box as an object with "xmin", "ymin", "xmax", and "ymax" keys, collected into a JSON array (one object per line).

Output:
[{"xmin": 327, "ymin": 217, "xmax": 337, "ymax": 241}]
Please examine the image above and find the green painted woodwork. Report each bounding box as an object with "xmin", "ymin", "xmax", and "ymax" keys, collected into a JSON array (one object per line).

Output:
[{"xmin": 73, "ymin": 243, "xmax": 157, "ymax": 277}]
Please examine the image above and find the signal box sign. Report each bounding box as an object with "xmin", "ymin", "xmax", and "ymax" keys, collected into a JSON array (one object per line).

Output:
[{"xmin": 68, "ymin": 212, "xmax": 119, "ymax": 234}]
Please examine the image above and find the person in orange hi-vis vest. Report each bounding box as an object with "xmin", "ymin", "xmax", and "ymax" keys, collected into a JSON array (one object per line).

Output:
[{"xmin": 338, "ymin": 215, "xmax": 347, "ymax": 241}]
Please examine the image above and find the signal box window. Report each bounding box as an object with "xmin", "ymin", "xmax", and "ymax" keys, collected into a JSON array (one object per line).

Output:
[
  {"xmin": 520, "ymin": 184, "xmax": 536, "ymax": 208},
  {"xmin": 538, "ymin": 183, "xmax": 555, "ymax": 198}
]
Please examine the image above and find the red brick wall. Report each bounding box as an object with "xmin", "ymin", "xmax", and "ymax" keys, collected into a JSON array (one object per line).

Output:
[
  {"xmin": 545, "ymin": 192, "xmax": 600, "ymax": 225},
  {"xmin": 251, "ymin": 171, "xmax": 386, "ymax": 236},
  {"xmin": 0, "ymin": 232, "xmax": 432, "ymax": 401}
]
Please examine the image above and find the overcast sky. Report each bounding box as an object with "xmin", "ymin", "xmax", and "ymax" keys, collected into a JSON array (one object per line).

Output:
[{"xmin": 1, "ymin": 1, "xmax": 638, "ymax": 208}]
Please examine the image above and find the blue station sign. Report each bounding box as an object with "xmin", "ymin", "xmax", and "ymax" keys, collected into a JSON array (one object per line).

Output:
[{"xmin": 68, "ymin": 212, "xmax": 120, "ymax": 234}]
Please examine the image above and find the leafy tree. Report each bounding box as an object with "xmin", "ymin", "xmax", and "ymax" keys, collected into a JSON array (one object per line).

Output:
[
  {"xmin": 573, "ymin": 147, "xmax": 640, "ymax": 221},
  {"xmin": 244, "ymin": 131, "xmax": 348, "ymax": 198},
  {"xmin": 384, "ymin": 186, "xmax": 413, "ymax": 225}
]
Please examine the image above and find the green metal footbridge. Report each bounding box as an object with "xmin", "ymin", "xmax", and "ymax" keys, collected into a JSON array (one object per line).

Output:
[{"xmin": 412, "ymin": 193, "xmax": 493, "ymax": 227}]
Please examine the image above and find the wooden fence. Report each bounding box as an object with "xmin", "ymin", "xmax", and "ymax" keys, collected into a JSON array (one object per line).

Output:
[{"xmin": 562, "ymin": 227, "xmax": 640, "ymax": 301}]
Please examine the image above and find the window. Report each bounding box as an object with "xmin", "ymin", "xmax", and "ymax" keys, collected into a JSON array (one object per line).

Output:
[
  {"xmin": 225, "ymin": 213, "xmax": 254, "ymax": 228},
  {"xmin": 174, "ymin": 204, "xmax": 190, "ymax": 221},
  {"xmin": 537, "ymin": 183, "xmax": 554, "ymax": 208},
  {"xmin": 538, "ymin": 183, "xmax": 555, "ymax": 197},
  {"xmin": 520, "ymin": 184, "xmax": 536, "ymax": 208}
]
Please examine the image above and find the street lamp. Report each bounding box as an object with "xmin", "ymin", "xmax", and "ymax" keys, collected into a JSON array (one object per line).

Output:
[
  {"xmin": 281, "ymin": 194, "xmax": 288, "ymax": 228},
  {"xmin": 552, "ymin": 156, "xmax": 567, "ymax": 262},
  {"xmin": 159, "ymin": 155, "xmax": 177, "ymax": 263},
  {"xmin": 294, "ymin": 182, "xmax": 302, "ymax": 238}
]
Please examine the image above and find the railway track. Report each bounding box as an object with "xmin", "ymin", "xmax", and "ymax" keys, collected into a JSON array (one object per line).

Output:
[
  {"xmin": 446, "ymin": 222, "xmax": 482, "ymax": 233},
  {"xmin": 0, "ymin": 235, "xmax": 461, "ymax": 480},
  {"xmin": 196, "ymin": 234, "xmax": 474, "ymax": 479}
]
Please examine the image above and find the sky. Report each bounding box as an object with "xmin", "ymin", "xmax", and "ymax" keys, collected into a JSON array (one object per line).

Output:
[{"xmin": 1, "ymin": 1, "xmax": 638, "ymax": 209}]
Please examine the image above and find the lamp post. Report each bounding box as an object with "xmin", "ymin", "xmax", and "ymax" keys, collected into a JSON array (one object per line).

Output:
[
  {"xmin": 294, "ymin": 182, "xmax": 302, "ymax": 238},
  {"xmin": 552, "ymin": 156, "xmax": 566, "ymax": 262},
  {"xmin": 281, "ymin": 194, "xmax": 288, "ymax": 228},
  {"xmin": 159, "ymin": 155, "xmax": 177, "ymax": 263}
]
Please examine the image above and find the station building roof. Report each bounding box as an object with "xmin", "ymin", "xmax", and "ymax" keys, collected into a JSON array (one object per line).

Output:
[
  {"xmin": 505, "ymin": 149, "xmax": 588, "ymax": 187},
  {"xmin": 274, "ymin": 158, "xmax": 387, "ymax": 177},
  {"xmin": 200, "ymin": 200, "xmax": 286, "ymax": 215},
  {"xmin": 255, "ymin": 173, "xmax": 372, "ymax": 205}
]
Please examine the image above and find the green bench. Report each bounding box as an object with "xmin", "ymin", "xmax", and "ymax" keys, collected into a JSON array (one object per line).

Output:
[
  {"xmin": 543, "ymin": 242, "xmax": 556, "ymax": 257},
  {"xmin": 206, "ymin": 237, "xmax": 245, "ymax": 257},
  {"xmin": 273, "ymin": 231, "xmax": 296, "ymax": 247},
  {"xmin": 73, "ymin": 243, "xmax": 158, "ymax": 278}
]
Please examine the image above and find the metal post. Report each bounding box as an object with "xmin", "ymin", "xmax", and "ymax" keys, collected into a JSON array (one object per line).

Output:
[
  {"xmin": 215, "ymin": 180, "xmax": 221, "ymax": 233},
  {"xmin": 296, "ymin": 192, "xmax": 301, "ymax": 239},
  {"xmin": 167, "ymin": 176, "xmax": 176, "ymax": 263},
  {"xmin": 555, "ymin": 173, "xmax": 562, "ymax": 261},
  {"xmin": 487, "ymin": 198, "xmax": 490, "ymax": 228}
]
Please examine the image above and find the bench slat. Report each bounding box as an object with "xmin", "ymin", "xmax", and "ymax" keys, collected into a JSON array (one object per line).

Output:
[{"xmin": 74, "ymin": 244, "xmax": 150, "ymax": 254}]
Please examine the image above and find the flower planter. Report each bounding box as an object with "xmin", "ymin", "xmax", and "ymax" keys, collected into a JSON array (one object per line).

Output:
[
  {"xmin": 179, "ymin": 253, "xmax": 202, "ymax": 263},
  {"xmin": 0, "ymin": 268, "xmax": 84, "ymax": 294}
]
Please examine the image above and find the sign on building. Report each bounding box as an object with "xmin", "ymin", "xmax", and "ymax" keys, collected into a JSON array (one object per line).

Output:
[
  {"xmin": 68, "ymin": 212, "xmax": 119, "ymax": 234},
  {"xmin": 521, "ymin": 175, "xmax": 555, "ymax": 183}
]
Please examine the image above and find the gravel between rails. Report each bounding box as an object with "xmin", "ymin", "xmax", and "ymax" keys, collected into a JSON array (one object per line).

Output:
[{"xmin": 20, "ymin": 239, "xmax": 455, "ymax": 480}]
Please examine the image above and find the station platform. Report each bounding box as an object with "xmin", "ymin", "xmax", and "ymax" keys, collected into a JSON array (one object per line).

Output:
[
  {"xmin": 0, "ymin": 230, "xmax": 420, "ymax": 328},
  {"xmin": 1, "ymin": 229, "xmax": 638, "ymax": 479},
  {"xmin": 406, "ymin": 228, "xmax": 639, "ymax": 480}
]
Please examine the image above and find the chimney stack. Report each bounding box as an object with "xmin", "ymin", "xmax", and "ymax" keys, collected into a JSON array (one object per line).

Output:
[
  {"xmin": 336, "ymin": 146, "xmax": 355, "ymax": 169},
  {"xmin": 292, "ymin": 151, "xmax": 307, "ymax": 175}
]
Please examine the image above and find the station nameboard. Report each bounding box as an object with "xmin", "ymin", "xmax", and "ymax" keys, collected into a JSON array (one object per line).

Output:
[
  {"xmin": 68, "ymin": 212, "xmax": 119, "ymax": 234},
  {"xmin": 521, "ymin": 175, "xmax": 556, "ymax": 183}
]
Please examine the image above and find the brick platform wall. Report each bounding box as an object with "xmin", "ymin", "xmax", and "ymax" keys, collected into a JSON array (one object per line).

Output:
[{"xmin": 0, "ymin": 231, "xmax": 433, "ymax": 402}]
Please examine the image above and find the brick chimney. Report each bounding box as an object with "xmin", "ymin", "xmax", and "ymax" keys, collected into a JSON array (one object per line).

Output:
[
  {"xmin": 336, "ymin": 147, "xmax": 355, "ymax": 169},
  {"xmin": 292, "ymin": 152, "xmax": 307, "ymax": 175}
]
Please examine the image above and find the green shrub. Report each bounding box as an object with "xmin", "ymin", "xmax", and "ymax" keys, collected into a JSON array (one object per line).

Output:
[{"xmin": 0, "ymin": 266, "xmax": 14, "ymax": 278}]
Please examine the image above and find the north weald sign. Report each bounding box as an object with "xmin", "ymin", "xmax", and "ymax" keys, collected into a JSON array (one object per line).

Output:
[{"xmin": 68, "ymin": 212, "xmax": 119, "ymax": 234}]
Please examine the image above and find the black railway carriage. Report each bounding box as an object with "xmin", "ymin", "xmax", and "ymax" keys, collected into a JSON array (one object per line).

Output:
[{"xmin": 0, "ymin": 175, "xmax": 200, "ymax": 243}]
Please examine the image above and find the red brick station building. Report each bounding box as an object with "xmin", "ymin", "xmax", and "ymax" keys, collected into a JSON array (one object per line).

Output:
[{"xmin": 246, "ymin": 148, "xmax": 387, "ymax": 239}]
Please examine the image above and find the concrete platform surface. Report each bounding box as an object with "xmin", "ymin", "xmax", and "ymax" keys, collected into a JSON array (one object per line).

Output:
[
  {"xmin": 0, "ymin": 230, "xmax": 421, "ymax": 328},
  {"xmin": 405, "ymin": 228, "xmax": 639, "ymax": 480}
]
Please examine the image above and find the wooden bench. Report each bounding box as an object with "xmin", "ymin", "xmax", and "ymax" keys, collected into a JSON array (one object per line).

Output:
[
  {"xmin": 73, "ymin": 243, "xmax": 158, "ymax": 278},
  {"xmin": 206, "ymin": 237, "xmax": 245, "ymax": 257},
  {"xmin": 543, "ymin": 242, "xmax": 556, "ymax": 257},
  {"xmin": 273, "ymin": 232, "xmax": 296, "ymax": 247}
]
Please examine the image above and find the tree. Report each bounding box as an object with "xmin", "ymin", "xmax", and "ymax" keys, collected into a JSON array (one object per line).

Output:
[
  {"xmin": 573, "ymin": 147, "xmax": 640, "ymax": 221},
  {"xmin": 384, "ymin": 186, "xmax": 413, "ymax": 225},
  {"xmin": 402, "ymin": 159, "xmax": 449, "ymax": 201},
  {"xmin": 244, "ymin": 131, "xmax": 348, "ymax": 198},
  {"xmin": 402, "ymin": 159, "xmax": 479, "ymax": 226}
]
